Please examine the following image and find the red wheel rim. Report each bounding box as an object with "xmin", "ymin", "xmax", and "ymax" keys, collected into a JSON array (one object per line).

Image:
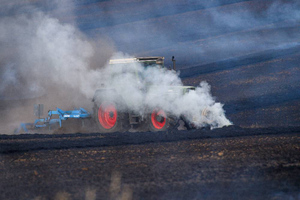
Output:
[
  {"xmin": 151, "ymin": 109, "xmax": 166, "ymax": 129},
  {"xmin": 98, "ymin": 103, "xmax": 117, "ymax": 129}
]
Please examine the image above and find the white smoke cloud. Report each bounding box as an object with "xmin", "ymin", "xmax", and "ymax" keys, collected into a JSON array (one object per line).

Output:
[
  {"xmin": 0, "ymin": 3, "xmax": 231, "ymax": 133},
  {"xmin": 95, "ymin": 53, "xmax": 232, "ymax": 129},
  {"xmin": 0, "ymin": 9, "xmax": 114, "ymax": 101},
  {"xmin": 0, "ymin": 5, "xmax": 113, "ymax": 133}
]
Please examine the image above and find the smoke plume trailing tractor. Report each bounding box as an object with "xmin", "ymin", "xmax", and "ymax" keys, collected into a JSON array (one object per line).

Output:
[
  {"xmin": 16, "ymin": 56, "xmax": 219, "ymax": 134},
  {"xmin": 92, "ymin": 57, "xmax": 197, "ymax": 133}
]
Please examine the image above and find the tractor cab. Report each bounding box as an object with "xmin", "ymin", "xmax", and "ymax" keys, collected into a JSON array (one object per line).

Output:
[{"xmin": 108, "ymin": 57, "xmax": 166, "ymax": 82}]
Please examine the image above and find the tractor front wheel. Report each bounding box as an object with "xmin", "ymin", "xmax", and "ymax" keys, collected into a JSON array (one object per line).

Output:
[{"xmin": 148, "ymin": 109, "xmax": 169, "ymax": 132}]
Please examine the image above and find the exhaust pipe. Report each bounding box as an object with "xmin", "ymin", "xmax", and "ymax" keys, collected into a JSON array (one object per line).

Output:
[{"xmin": 172, "ymin": 56, "xmax": 176, "ymax": 71}]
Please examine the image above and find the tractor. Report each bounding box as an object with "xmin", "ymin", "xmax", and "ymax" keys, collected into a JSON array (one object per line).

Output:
[{"xmin": 92, "ymin": 57, "xmax": 197, "ymax": 133}]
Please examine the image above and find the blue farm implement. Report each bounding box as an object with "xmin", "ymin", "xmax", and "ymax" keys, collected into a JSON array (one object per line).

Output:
[{"xmin": 15, "ymin": 105, "xmax": 91, "ymax": 133}]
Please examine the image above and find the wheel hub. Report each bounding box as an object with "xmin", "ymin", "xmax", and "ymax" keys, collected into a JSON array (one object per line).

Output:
[
  {"xmin": 109, "ymin": 111, "xmax": 114, "ymax": 118},
  {"xmin": 156, "ymin": 115, "xmax": 164, "ymax": 123}
]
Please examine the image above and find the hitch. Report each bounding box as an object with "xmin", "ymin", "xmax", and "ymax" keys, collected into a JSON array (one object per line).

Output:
[{"xmin": 15, "ymin": 105, "xmax": 91, "ymax": 133}]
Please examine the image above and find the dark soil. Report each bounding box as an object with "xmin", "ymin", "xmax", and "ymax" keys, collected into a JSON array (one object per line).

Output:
[{"xmin": 1, "ymin": 127, "xmax": 300, "ymax": 200}]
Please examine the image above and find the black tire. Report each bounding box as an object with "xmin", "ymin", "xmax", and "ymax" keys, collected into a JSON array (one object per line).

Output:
[
  {"xmin": 142, "ymin": 109, "xmax": 172, "ymax": 132},
  {"xmin": 93, "ymin": 102, "xmax": 130, "ymax": 133}
]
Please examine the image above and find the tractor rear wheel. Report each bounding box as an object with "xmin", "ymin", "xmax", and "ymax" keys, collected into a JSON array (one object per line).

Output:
[{"xmin": 94, "ymin": 102, "xmax": 129, "ymax": 133}]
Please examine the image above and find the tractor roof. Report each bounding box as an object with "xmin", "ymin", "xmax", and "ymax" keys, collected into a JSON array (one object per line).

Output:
[
  {"xmin": 109, "ymin": 58, "xmax": 137, "ymax": 64},
  {"xmin": 109, "ymin": 57, "xmax": 164, "ymax": 65}
]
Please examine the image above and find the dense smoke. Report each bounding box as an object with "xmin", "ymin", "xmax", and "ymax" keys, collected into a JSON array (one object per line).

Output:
[
  {"xmin": 95, "ymin": 53, "xmax": 231, "ymax": 128},
  {"xmin": 0, "ymin": 2, "xmax": 231, "ymax": 133},
  {"xmin": 0, "ymin": 5, "xmax": 114, "ymax": 133},
  {"xmin": 0, "ymin": 10, "xmax": 113, "ymax": 100}
]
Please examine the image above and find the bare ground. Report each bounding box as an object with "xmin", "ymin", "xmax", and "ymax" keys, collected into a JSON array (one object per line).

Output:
[{"xmin": 0, "ymin": 127, "xmax": 300, "ymax": 200}]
